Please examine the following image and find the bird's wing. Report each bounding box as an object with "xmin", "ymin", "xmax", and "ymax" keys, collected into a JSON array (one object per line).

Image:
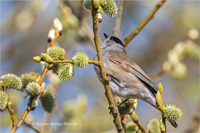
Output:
[{"xmin": 108, "ymin": 51, "xmax": 157, "ymax": 96}]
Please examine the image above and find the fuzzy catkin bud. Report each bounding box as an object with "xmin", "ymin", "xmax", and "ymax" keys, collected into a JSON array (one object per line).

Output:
[
  {"xmin": 20, "ymin": 72, "xmax": 40, "ymax": 91},
  {"xmin": 41, "ymin": 53, "xmax": 53, "ymax": 63},
  {"xmin": 163, "ymin": 104, "xmax": 183, "ymax": 121},
  {"xmin": 188, "ymin": 28, "xmax": 199, "ymax": 40},
  {"xmin": 93, "ymin": 0, "xmax": 100, "ymax": 8},
  {"xmin": 28, "ymin": 97, "xmax": 39, "ymax": 110},
  {"xmin": 157, "ymin": 82, "xmax": 163, "ymax": 95},
  {"xmin": 47, "ymin": 46, "xmax": 66, "ymax": 60},
  {"xmin": 40, "ymin": 89, "xmax": 55, "ymax": 113},
  {"xmin": 101, "ymin": 0, "xmax": 118, "ymax": 17},
  {"xmin": 0, "ymin": 90, "xmax": 9, "ymax": 111},
  {"xmin": 53, "ymin": 18, "xmax": 63, "ymax": 33},
  {"xmin": 58, "ymin": 64, "xmax": 74, "ymax": 82},
  {"xmin": 98, "ymin": 13, "xmax": 102, "ymax": 23},
  {"xmin": 168, "ymin": 50, "xmax": 179, "ymax": 66},
  {"xmin": 47, "ymin": 28, "xmax": 55, "ymax": 43},
  {"xmin": 171, "ymin": 62, "xmax": 187, "ymax": 79},
  {"xmin": 130, "ymin": 112, "xmax": 138, "ymax": 121},
  {"xmin": 147, "ymin": 119, "xmax": 161, "ymax": 133},
  {"xmin": 33, "ymin": 56, "xmax": 42, "ymax": 63},
  {"xmin": 1, "ymin": 73, "xmax": 22, "ymax": 91},
  {"xmin": 26, "ymin": 82, "xmax": 41, "ymax": 96},
  {"xmin": 52, "ymin": 63, "xmax": 63, "ymax": 74},
  {"xmin": 0, "ymin": 81, "xmax": 9, "ymax": 91},
  {"xmin": 160, "ymin": 120, "xmax": 165, "ymax": 132},
  {"xmin": 72, "ymin": 52, "xmax": 89, "ymax": 68},
  {"xmin": 126, "ymin": 121, "xmax": 139, "ymax": 133},
  {"xmin": 99, "ymin": 0, "xmax": 106, "ymax": 6}
]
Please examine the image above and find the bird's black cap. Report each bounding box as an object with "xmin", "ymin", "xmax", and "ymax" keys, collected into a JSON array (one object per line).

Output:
[{"xmin": 110, "ymin": 36, "xmax": 125, "ymax": 48}]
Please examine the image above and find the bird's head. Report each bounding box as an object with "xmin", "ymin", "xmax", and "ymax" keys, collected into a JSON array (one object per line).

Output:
[{"xmin": 101, "ymin": 33, "xmax": 126, "ymax": 52}]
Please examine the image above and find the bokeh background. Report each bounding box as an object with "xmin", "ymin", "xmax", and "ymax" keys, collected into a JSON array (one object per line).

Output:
[{"xmin": 0, "ymin": 0, "xmax": 199, "ymax": 132}]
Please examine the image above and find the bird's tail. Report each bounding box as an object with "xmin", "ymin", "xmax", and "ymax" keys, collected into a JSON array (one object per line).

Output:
[
  {"xmin": 142, "ymin": 97, "xmax": 178, "ymax": 128},
  {"xmin": 155, "ymin": 102, "xmax": 178, "ymax": 128},
  {"xmin": 169, "ymin": 120, "xmax": 178, "ymax": 128}
]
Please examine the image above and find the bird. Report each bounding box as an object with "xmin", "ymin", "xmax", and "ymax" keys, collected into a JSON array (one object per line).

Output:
[{"xmin": 94, "ymin": 33, "xmax": 177, "ymax": 128}]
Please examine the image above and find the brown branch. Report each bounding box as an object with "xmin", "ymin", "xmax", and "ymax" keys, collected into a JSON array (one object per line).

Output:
[
  {"xmin": 52, "ymin": 58, "xmax": 100, "ymax": 66},
  {"xmin": 50, "ymin": 33, "xmax": 60, "ymax": 48},
  {"xmin": 91, "ymin": 5, "xmax": 124, "ymax": 133},
  {"xmin": 129, "ymin": 112, "xmax": 146, "ymax": 133},
  {"xmin": 121, "ymin": 114, "xmax": 128, "ymax": 132},
  {"xmin": 148, "ymin": 70, "xmax": 168, "ymax": 81},
  {"xmin": 38, "ymin": 66, "xmax": 49, "ymax": 85},
  {"xmin": 7, "ymin": 97, "xmax": 16, "ymax": 128},
  {"xmin": 10, "ymin": 106, "xmax": 31, "ymax": 133},
  {"xmin": 113, "ymin": 0, "xmax": 124, "ymax": 37},
  {"xmin": 23, "ymin": 122, "xmax": 40, "ymax": 133},
  {"xmin": 123, "ymin": 0, "xmax": 166, "ymax": 46}
]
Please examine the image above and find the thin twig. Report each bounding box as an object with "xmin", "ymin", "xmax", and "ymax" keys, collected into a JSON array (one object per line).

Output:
[
  {"xmin": 162, "ymin": 115, "xmax": 166, "ymax": 133},
  {"xmin": 113, "ymin": 0, "xmax": 124, "ymax": 37},
  {"xmin": 23, "ymin": 122, "xmax": 40, "ymax": 133},
  {"xmin": 52, "ymin": 59, "xmax": 100, "ymax": 66},
  {"xmin": 50, "ymin": 33, "xmax": 60, "ymax": 48},
  {"xmin": 129, "ymin": 112, "xmax": 146, "ymax": 133},
  {"xmin": 10, "ymin": 106, "xmax": 31, "ymax": 133},
  {"xmin": 123, "ymin": 0, "xmax": 166, "ymax": 46},
  {"xmin": 91, "ymin": 4, "xmax": 124, "ymax": 133},
  {"xmin": 148, "ymin": 70, "xmax": 168, "ymax": 81},
  {"xmin": 37, "ymin": 66, "xmax": 49, "ymax": 85},
  {"xmin": 121, "ymin": 114, "xmax": 128, "ymax": 132},
  {"xmin": 7, "ymin": 97, "xmax": 16, "ymax": 128}
]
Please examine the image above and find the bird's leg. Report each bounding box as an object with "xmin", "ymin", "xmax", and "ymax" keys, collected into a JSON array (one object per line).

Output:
[
  {"xmin": 117, "ymin": 98, "xmax": 130, "ymax": 108},
  {"xmin": 105, "ymin": 75, "xmax": 111, "ymax": 82},
  {"xmin": 108, "ymin": 105, "xmax": 119, "ymax": 116}
]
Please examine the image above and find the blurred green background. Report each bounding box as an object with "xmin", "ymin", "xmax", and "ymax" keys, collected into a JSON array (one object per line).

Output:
[{"xmin": 0, "ymin": 0, "xmax": 199, "ymax": 132}]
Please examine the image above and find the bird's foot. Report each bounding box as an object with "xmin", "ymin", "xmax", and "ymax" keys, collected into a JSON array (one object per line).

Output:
[
  {"xmin": 105, "ymin": 76, "xmax": 111, "ymax": 82},
  {"xmin": 108, "ymin": 105, "xmax": 119, "ymax": 117}
]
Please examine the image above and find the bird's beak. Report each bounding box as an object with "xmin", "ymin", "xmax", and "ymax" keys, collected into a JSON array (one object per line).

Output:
[{"xmin": 103, "ymin": 33, "xmax": 108, "ymax": 39}]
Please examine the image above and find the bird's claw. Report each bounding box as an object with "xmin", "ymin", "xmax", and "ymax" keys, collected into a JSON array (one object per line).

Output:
[
  {"xmin": 105, "ymin": 76, "xmax": 111, "ymax": 82},
  {"xmin": 108, "ymin": 105, "xmax": 119, "ymax": 117}
]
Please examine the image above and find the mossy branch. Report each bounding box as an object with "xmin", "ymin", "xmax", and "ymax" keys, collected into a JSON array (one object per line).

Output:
[
  {"xmin": 91, "ymin": 4, "xmax": 124, "ymax": 133},
  {"xmin": 123, "ymin": 0, "xmax": 166, "ymax": 46}
]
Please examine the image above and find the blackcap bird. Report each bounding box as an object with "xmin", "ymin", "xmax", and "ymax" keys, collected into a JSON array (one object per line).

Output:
[{"xmin": 94, "ymin": 33, "xmax": 177, "ymax": 128}]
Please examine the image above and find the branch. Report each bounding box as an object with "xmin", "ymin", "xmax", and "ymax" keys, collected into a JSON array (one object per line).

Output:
[
  {"xmin": 123, "ymin": 0, "xmax": 166, "ymax": 46},
  {"xmin": 121, "ymin": 114, "xmax": 128, "ymax": 132},
  {"xmin": 91, "ymin": 5, "xmax": 124, "ymax": 133},
  {"xmin": 23, "ymin": 122, "xmax": 40, "ymax": 133},
  {"xmin": 129, "ymin": 112, "xmax": 146, "ymax": 132},
  {"xmin": 7, "ymin": 97, "xmax": 16, "ymax": 128},
  {"xmin": 10, "ymin": 106, "xmax": 31, "ymax": 133},
  {"xmin": 50, "ymin": 32, "xmax": 60, "ymax": 47},
  {"xmin": 148, "ymin": 70, "xmax": 168, "ymax": 81},
  {"xmin": 113, "ymin": 0, "xmax": 124, "ymax": 37},
  {"xmin": 52, "ymin": 58, "xmax": 100, "ymax": 66}
]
